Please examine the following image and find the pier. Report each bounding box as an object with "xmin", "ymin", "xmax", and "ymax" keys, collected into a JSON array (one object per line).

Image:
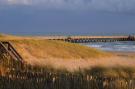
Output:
[
  {"xmin": 46, "ymin": 35, "xmax": 135, "ymax": 43},
  {"xmin": 0, "ymin": 37, "xmax": 135, "ymax": 89}
]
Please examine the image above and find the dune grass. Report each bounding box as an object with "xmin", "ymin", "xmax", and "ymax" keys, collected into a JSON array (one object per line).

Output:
[
  {"xmin": 11, "ymin": 39, "xmax": 108, "ymax": 59},
  {"xmin": 0, "ymin": 34, "xmax": 135, "ymax": 78},
  {"xmin": 83, "ymin": 66, "xmax": 135, "ymax": 78},
  {"xmin": 0, "ymin": 33, "xmax": 107, "ymax": 59},
  {"xmin": 0, "ymin": 33, "xmax": 109, "ymax": 59},
  {"xmin": 0, "ymin": 33, "xmax": 19, "ymax": 41}
]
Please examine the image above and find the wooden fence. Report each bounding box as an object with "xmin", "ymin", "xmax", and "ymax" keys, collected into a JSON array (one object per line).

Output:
[{"xmin": 0, "ymin": 69, "xmax": 135, "ymax": 89}]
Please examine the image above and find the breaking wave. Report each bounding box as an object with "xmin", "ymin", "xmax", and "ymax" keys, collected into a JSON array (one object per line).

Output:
[{"xmin": 83, "ymin": 41, "xmax": 135, "ymax": 52}]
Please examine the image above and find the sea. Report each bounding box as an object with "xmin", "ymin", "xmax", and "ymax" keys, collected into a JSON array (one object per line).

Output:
[
  {"xmin": 13, "ymin": 32, "xmax": 135, "ymax": 52},
  {"xmin": 82, "ymin": 41, "xmax": 135, "ymax": 52}
]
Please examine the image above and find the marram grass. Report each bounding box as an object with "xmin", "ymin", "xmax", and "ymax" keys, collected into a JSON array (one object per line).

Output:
[{"xmin": 11, "ymin": 39, "xmax": 109, "ymax": 59}]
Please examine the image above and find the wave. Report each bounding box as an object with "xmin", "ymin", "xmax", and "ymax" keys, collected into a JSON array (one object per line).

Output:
[{"xmin": 82, "ymin": 41, "xmax": 135, "ymax": 52}]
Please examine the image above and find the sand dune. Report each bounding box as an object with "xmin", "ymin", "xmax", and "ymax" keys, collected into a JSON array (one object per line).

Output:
[
  {"xmin": 1, "ymin": 34, "xmax": 135, "ymax": 73},
  {"xmin": 24, "ymin": 55, "xmax": 135, "ymax": 72},
  {"xmin": 10, "ymin": 39, "xmax": 135, "ymax": 72}
]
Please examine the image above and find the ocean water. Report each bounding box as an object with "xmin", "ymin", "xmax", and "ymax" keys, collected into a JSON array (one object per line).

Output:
[{"xmin": 82, "ymin": 41, "xmax": 135, "ymax": 52}]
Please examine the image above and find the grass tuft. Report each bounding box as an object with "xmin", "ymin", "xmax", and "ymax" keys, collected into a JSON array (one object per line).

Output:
[{"xmin": 11, "ymin": 39, "xmax": 109, "ymax": 59}]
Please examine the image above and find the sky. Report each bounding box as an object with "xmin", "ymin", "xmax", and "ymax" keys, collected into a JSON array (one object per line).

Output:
[{"xmin": 0, "ymin": 0, "xmax": 135, "ymax": 35}]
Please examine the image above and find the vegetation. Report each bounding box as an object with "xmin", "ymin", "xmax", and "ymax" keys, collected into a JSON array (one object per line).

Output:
[
  {"xmin": 0, "ymin": 56, "xmax": 135, "ymax": 89},
  {"xmin": 0, "ymin": 33, "xmax": 109, "ymax": 59},
  {"xmin": 0, "ymin": 33, "xmax": 135, "ymax": 89},
  {"xmin": 0, "ymin": 34, "xmax": 17, "ymax": 41},
  {"xmin": 11, "ymin": 39, "xmax": 108, "ymax": 59}
]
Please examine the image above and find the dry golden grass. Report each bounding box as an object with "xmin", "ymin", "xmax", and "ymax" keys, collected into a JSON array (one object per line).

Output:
[
  {"xmin": 0, "ymin": 34, "xmax": 109, "ymax": 60},
  {"xmin": 1, "ymin": 33, "xmax": 135, "ymax": 77},
  {"xmin": 0, "ymin": 34, "xmax": 107, "ymax": 59},
  {"xmin": 11, "ymin": 39, "xmax": 108, "ymax": 60},
  {"xmin": 0, "ymin": 65, "xmax": 9, "ymax": 76},
  {"xmin": 8, "ymin": 39, "xmax": 135, "ymax": 73}
]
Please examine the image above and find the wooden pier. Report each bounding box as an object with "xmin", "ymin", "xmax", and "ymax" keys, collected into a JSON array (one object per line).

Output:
[
  {"xmin": 0, "ymin": 38, "xmax": 135, "ymax": 89},
  {"xmin": 45, "ymin": 35, "xmax": 135, "ymax": 43}
]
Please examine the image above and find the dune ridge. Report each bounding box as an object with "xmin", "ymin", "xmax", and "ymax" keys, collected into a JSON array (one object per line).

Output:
[{"xmin": 0, "ymin": 34, "xmax": 135, "ymax": 77}]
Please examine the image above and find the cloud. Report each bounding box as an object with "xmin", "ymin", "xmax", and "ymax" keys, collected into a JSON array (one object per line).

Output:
[
  {"xmin": 1, "ymin": 0, "xmax": 135, "ymax": 12},
  {"xmin": 1, "ymin": 0, "xmax": 31, "ymax": 5}
]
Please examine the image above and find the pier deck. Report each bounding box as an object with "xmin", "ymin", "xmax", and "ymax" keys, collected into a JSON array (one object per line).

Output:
[{"xmin": 39, "ymin": 35, "xmax": 135, "ymax": 43}]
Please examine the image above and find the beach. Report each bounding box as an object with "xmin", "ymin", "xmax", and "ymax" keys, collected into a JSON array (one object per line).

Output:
[
  {"xmin": 0, "ymin": 34, "xmax": 135, "ymax": 72},
  {"xmin": 0, "ymin": 35, "xmax": 135, "ymax": 89}
]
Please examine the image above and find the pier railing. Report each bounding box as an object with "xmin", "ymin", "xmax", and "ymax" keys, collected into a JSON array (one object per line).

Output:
[{"xmin": 47, "ymin": 35, "xmax": 135, "ymax": 43}]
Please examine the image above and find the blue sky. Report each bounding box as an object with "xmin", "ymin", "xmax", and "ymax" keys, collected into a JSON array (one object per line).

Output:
[{"xmin": 0, "ymin": 0, "xmax": 135, "ymax": 35}]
